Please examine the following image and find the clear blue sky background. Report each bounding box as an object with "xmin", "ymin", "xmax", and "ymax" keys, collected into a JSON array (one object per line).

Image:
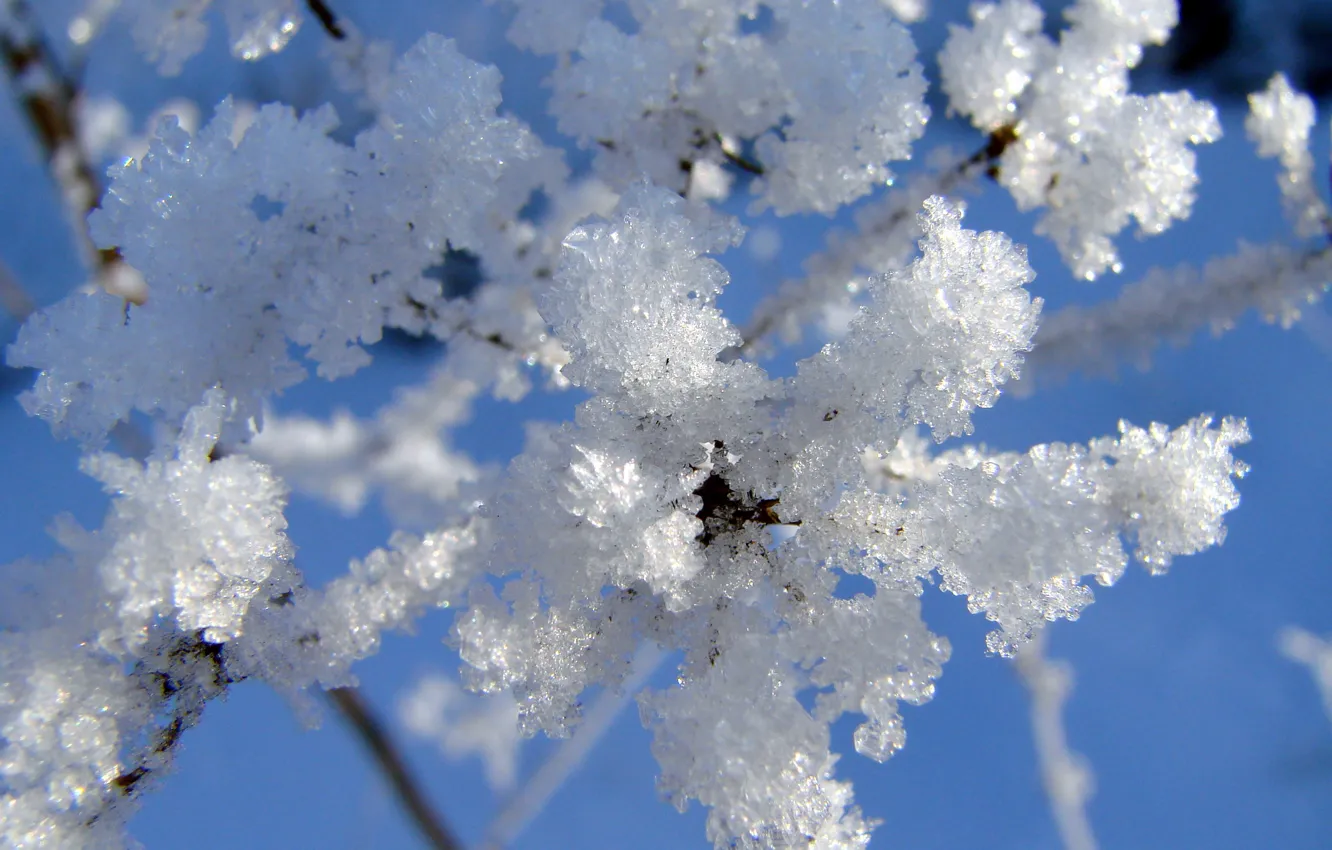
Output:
[{"xmin": 1, "ymin": 1, "xmax": 1329, "ymax": 848}]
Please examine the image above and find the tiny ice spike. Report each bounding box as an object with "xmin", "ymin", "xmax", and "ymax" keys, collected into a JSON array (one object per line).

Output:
[{"xmin": 456, "ymin": 185, "xmax": 1249, "ymax": 848}]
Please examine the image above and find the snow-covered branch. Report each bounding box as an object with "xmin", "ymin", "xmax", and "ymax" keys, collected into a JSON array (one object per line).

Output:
[{"xmin": 0, "ymin": 1, "xmax": 1298, "ymax": 847}]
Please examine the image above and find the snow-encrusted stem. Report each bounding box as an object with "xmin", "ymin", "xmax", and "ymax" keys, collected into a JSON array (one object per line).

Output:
[
  {"xmin": 736, "ymin": 129, "xmax": 1015, "ymax": 357},
  {"xmin": 0, "ymin": 0, "xmax": 143, "ymax": 302},
  {"xmin": 1017, "ymin": 241, "xmax": 1332, "ymax": 393},
  {"xmin": 1015, "ymin": 631, "xmax": 1098, "ymax": 850}
]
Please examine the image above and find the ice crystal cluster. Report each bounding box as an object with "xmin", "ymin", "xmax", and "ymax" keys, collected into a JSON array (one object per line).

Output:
[
  {"xmin": 504, "ymin": 0, "xmax": 930, "ymax": 213},
  {"xmin": 11, "ymin": 33, "xmax": 564, "ymax": 444},
  {"xmin": 0, "ymin": 0, "xmax": 1274, "ymax": 847},
  {"xmin": 1246, "ymin": 73, "xmax": 1331, "ymax": 239},
  {"xmin": 939, "ymin": 0, "xmax": 1220, "ymax": 279},
  {"xmin": 113, "ymin": 0, "xmax": 306, "ymax": 72}
]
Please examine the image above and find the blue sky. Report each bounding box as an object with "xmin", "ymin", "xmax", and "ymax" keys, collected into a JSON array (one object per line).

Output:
[{"xmin": 1, "ymin": 1, "xmax": 1329, "ymax": 848}]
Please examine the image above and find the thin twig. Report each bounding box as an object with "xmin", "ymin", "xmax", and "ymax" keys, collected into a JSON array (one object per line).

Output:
[
  {"xmin": 483, "ymin": 644, "xmax": 667, "ymax": 850},
  {"xmin": 0, "ymin": 0, "xmax": 142, "ymax": 302},
  {"xmin": 736, "ymin": 126, "xmax": 1016, "ymax": 356},
  {"xmin": 93, "ymin": 631, "xmax": 237, "ymax": 824},
  {"xmin": 327, "ymin": 686, "xmax": 464, "ymax": 850},
  {"xmin": 305, "ymin": 0, "xmax": 347, "ymax": 40},
  {"xmin": 0, "ymin": 257, "xmax": 34, "ymax": 321},
  {"xmin": 714, "ymin": 132, "xmax": 764, "ymax": 176}
]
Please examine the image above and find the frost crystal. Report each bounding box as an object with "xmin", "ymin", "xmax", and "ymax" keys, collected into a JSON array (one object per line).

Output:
[
  {"xmin": 795, "ymin": 196, "xmax": 1040, "ymax": 442},
  {"xmin": 1246, "ymin": 74, "xmax": 1331, "ymax": 238},
  {"xmin": 0, "ymin": 388, "xmax": 481, "ymax": 841},
  {"xmin": 81, "ymin": 389, "xmax": 294, "ymax": 648},
  {"xmin": 9, "ymin": 34, "xmax": 554, "ymax": 445},
  {"xmin": 544, "ymin": 184, "xmax": 757, "ymax": 413},
  {"xmin": 398, "ymin": 674, "xmax": 521, "ymax": 792},
  {"xmin": 0, "ymin": 632, "xmax": 147, "ymax": 850},
  {"xmin": 921, "ymin": 416, "xmax": 1248, "ymax": 654},
  {"xmin": 248, "ymin": 370, "xmax": 484, "ymax": 527},
  {"xmin": 940, "ymin": 0, "xmax": 1219, "ymax": 278},
  {"xmin": 0, "ymin": 391, "xmax": 293, "ymax": 846},
  {"xmin": 938, "ymin": 0, "xmax": 1044, "ymax": 133},
  {"xmin": 517, "ymin": 0, "xmax": 928, "ymax": 213},
  {"xmin": 1019, "ymin": 240, "xmax": 1332, "ymax": 391},
  {"xmin": 1282, "ymin": 628, "xmax": 1332, "ymax": 725},
  {"xmin": 117, "ymin": 0, "xmax": 303, "ymax": 73}
]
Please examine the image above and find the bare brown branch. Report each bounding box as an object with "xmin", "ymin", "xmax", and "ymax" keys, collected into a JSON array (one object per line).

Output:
[
  {"xmin": 0, "ymin": 0, "xmax": 141, "ymax": 302},
  {"xmin": 305, "ymin": 0, "xmax": 347, "ymax": 40},
  {"xmin": 327, "ymin": 686, "xmax": 464, "ymax": 850},
  {"xmin": 0, "ymin": 257, "xmax": 35, "ymax": 321}
]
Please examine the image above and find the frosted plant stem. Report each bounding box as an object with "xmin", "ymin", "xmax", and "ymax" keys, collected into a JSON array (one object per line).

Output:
[
  {"xmin": 327, "ymin": 687, "xmax": 464, "ymax": 850},
  {"xmin": 0, "ymin": 4, "xmax": 1264, "ymax": 845},
  {"xmin": 1017, "ymin": 241, "xmax": 1332, "ymax": 394},
  {"xmin": 482, "ymin": 644, "xmax": 668, "ymax": 850},
  {"xmin": 737, "ymin": 128, "xmax": 1014, "ymax": 357},
  {"xmin": 0, "ymin": 0, "xmax": 143, "ymax": 302},
  {"xmin": 1015, "ymin": 631, "xmax": 1098, "ymax": 850},
  {"xmin": 1280, "ymin": 628, "xmax": 1332, "ymax": 725}
]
